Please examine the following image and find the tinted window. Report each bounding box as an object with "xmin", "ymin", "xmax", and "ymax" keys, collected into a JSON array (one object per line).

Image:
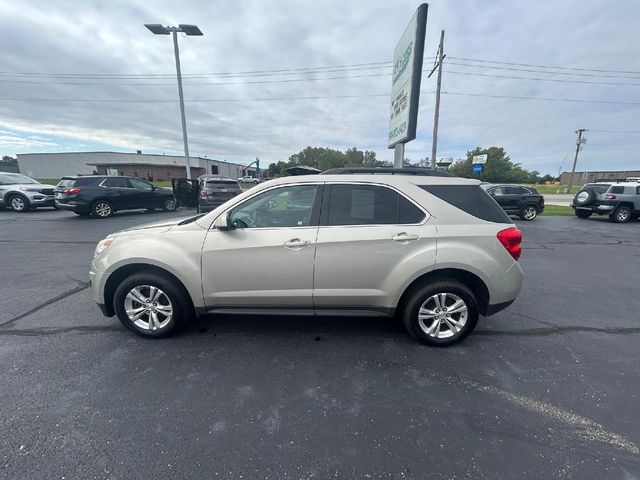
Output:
[
  {"xmin": 103, "ymin": 177, "xmax": 131, "ymax": 188},
  {"xmin": 609, "ymin": 186, "xmax": 624, "ymax": 194},
  {"xmin": 129, "ymin": 178, "xmax": 153, "ymax": 190},
  {"xmin": 637, "ymin": 186, "xmax": 640, "ymax": 195},
  {"xmin": 229, "ymin": 185, "xmax": 319, "ymax": 229},
  {"xmin": 505, "ymin": 186, "xmax": 525, "ymax": 195},
  {"xmin": 584, "ymin": 183, "xmax": 611, "ymax": 193},
  {"xmin": 489, "ymin": 186, "xmax": 506, "ymax": 195},
  {"xmin": 326, "ymin": 184, "xmax": 424, "ymax": 226},
  {"xmin": 420, "ymin": 185, "xmax": 512, "ymax": 223},
  {"xmin": 58, "ymin": 177, "xmax": 99, "ymax": 187}
]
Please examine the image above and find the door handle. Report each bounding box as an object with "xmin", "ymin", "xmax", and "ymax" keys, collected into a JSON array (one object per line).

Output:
[
  {"xmin": 392, "ymin": 232, "xmax": 419, "ymax": 243},
  {"xmin": 284, "ymin": 238, "xmax": 311, "ymax": 249}
]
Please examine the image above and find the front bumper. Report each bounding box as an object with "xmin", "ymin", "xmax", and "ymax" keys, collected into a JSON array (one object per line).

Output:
[{"xmin": 28, "ymin": 195, "xmax": 56, "ymax": 206}]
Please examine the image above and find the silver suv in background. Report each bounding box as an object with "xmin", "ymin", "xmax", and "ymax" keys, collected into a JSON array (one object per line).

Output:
[
  {"xmin": 572, "ymin": 181, "xmax": 640, "ymax": 222},
  {"xmin": 0, "ymin": 172, "xmax": 57, "ymax": 212},
  {"xmin": 91, "ymin": 171, "xmax": 524, "ymax": 347}
]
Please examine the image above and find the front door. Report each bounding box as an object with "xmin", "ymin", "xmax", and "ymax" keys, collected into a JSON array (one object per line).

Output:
[
  {"xmin": 201, "ymin": 183, "xmax": 323, "ymax": 312},
  {"xmin": 313, "ymin": 183, "xmax": 436, "ymax": 314},
  {"xmin": 488, "ymin": 186, "xmax": 517, "ymax": 212},
  {"xmin": 172, "ymin": 178, "xmax": 199, "ymax": 208},
  {"xmin": 128, "ymin": 177, "xmax": 157, "ymax": 208}
]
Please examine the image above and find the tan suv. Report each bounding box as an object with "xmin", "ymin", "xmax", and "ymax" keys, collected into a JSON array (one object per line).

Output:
[{"xmin": 90, "ymin": 171, "xmax": 523, "ymax": 346}]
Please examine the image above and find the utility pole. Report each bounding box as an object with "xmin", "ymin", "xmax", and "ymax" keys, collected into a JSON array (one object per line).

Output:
[
  {"xmin": 428, "ymin": 30, "xmax": 445, "ymax": 169},
  {"xmin": 567, "ymin": 129, "xmax": 587, "ymax": 191}
]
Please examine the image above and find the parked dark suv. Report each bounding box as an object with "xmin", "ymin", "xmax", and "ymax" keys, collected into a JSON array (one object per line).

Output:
[
  {"xmin": 55, "ymin": 176, "xmax": 177, "ymax": 218},
  {"xmin": 481, "ymin": 184, "xmax": 545, "ymax": 221},
  {"xmin": 172, "ymin": 175, "xmax": 242, "ymax": 213}
]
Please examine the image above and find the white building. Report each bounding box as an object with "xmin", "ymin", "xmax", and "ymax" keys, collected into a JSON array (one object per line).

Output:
[{"xmin": 17, "ymin": 151, "xmax": 257, "ymax": 181}]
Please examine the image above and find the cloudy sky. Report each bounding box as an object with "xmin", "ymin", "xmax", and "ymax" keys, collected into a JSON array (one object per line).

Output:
[{"xmin": 1, "ymin": 0, "xmax": 639, "ymax": 174}]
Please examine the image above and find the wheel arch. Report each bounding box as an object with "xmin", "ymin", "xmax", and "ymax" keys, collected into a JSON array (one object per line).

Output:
[
  {"xmin": 103, "ymin": 263, "xmax": 195, "ymax": 317},
  {"xmin": 396, "ymin": 268, "xmax": 491, "ymax": 317}
]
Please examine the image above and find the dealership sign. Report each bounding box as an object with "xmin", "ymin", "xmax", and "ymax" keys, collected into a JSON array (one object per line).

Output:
[
  {"xmin": 472, "ymin": 154, "xmax": 488, "ymax": 164},
  {"xmin": 388, "ymin": 4, "xmax": 429, "ymax": 148}
]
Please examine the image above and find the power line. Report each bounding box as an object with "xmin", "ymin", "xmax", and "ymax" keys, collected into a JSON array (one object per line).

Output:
[
  {"xmin": 588, "ymin": 129, "xmax": 640, "ymax": 134},
  {"xmin": 448, "ymin": 56, "xmax": 640, "ymax": 75},
  {"xmin": 446, "ymin": 61, "xmax": 640, "ymax": 80},
  {"xmin": 446, "ymin": 69, "xmax": 640, "ymax": 87},
  {"xmin": 1, "ymin": 90, "xmax": 639, "ymax": 105}
]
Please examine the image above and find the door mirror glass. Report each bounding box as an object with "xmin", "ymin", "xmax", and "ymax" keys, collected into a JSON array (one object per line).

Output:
[{"xmin": 214, "ymin": 213, "xmax": 231, "ymax": 231}]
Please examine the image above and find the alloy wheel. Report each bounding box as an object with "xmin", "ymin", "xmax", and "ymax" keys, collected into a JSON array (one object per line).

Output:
[
  {"xmin": 617, "ymin": 209, "xmax": 630, "ymax": 222},
  {"xmin": 523, "ymin": 206, "xmax": 537, "ymax": 220},
  {"xmin": 94, "ymin": 202, "xmax": 112, "ymax": 217},
  {"xmin": 418, "ymin": 293, "xmax": 468, "ymax": 339},
  {"xmin": 164, "ymin": 198, "xmax": 177, "ymax": 211},
  {"xmin": 10, "ymin": 197, "xmax": 26, "ymax": 211},
  {"xmin": 124, "ymin": 285, "xmax": 173, "ymax": 331}
]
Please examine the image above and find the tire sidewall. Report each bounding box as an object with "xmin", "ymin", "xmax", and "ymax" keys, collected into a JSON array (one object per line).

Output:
[
  {"xmin": 403, "ymin": 281, "xmax": 479, "ymax": 347},
  {"xmin": 113, "ymin": 272, "xmax": 189, "ymax": 338},
  {"xmin": 613, "ymin": 206, "xmax": 631, "ymax": 223}
]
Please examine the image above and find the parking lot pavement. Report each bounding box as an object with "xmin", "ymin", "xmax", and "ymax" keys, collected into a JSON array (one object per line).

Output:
[{"xmin": 1, "ymin": 209, "xmax": 639, "ymax": 479}]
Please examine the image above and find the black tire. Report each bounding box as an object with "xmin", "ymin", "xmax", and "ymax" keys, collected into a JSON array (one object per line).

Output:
[
  {"xmin": 575, "ymin": 210, "xmax": 592, "ymax": 219},
  {"xmin": 113, "ymin": 272, "xmax": 191, "ymax": 338},
  {"xmin": 162, "ymin": 196, "xmax": 177, "ymax": 211},
  {"xmin": 574, "ymin": 189, "xmax": 596, "ymax": 206},
  {"xmin": 52, "ymin": 204, "xmax": 59, "ymax": 210},
  {"xmin": 7, "ymin": 194, "xmax": 30, "ymax": 212},
  {"xmin": 91, "ymin": 200, "xmax": 114, "ymax": 218},
  {"xmin": 402, "ymin": 280, "xmax": 479, "ymax": 347},
  {"xmin": 519, "ymin": 204, "xmax": 538, "ymax": 221},
  {"xmin": 610, "ymin": 205, "xmax": 632, "ymax": 223}
]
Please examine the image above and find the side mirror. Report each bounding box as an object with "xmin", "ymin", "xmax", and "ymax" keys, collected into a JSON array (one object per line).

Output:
[{"xmin": 214, "ymin": 213, "xmax": 231, "ymax": 231}]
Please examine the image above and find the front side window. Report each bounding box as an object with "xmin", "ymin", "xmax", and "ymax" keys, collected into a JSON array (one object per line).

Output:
[
  {"xmin": 325, "ymin": 184, "xmax": 425, "ymax": 226},
  {"xmin": 229, "ymin": 185, "xmax": 319, "ymax": 229},
  {"xmin": 129, "ymin": 178, "xmax": 154, "ymax": 190}
]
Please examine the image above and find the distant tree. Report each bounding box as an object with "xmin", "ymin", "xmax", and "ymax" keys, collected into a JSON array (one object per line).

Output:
[
  {"xmin": 449, "ymin": 147, "xmax": 539, "ymax": 184},
  {"xmin": 1, "ymin": 156, "xmax": 17, "ymax": 165},
  {"xmin": 538, "ymin": 174, "xmax": 555, "ymax": 184},
  {"xmin": 269, "ymin": 147, "xmax": 390, "ymax": 176}
]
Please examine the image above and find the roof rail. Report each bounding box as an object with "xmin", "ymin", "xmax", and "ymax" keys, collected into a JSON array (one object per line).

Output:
[{"xmin": 321, "ymin": 167, "xmax": 453, "ymax": 177}]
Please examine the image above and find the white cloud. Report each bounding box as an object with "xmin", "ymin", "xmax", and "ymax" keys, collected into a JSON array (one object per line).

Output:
[{"xmin": 0, "ymin": 0, "xmax": 639, "ymax": 173}]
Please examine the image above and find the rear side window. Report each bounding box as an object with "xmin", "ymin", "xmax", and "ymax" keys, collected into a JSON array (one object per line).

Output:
[
  {"xmin": 420, "ymin": 185, "xmax": 511, "ymax": 223},
  {"xmin": 325, "ymin": 184, "xmax": 425, "ymax": 225},
  {"xmin": 584, "ymin": 183, "xmax": 610, "ymax": 193},
  {"xmin": 609, "ymin": 186, "xmax": 624, "ymax": 194},
  {"xmin": 103, "ymin": 177, "xmax": 131, "ymax": 188}
]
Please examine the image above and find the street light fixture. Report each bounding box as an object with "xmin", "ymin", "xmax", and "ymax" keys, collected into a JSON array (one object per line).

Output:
[{"xmin": 144, "ymin": 23, "xmax": 203, "ymax": 179}]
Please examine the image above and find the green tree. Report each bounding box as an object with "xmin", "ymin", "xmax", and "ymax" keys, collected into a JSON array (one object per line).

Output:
[
  {"xmin": 268, "ymin": 147, "xmax": 390, "ymax": 176},
  {"xmin": 1, "ymin": 156, "xmax": 17, "ymax": 165},
  {"xmin": 449, "ymin": 147, "xmax": 539, "ymax": 183}
]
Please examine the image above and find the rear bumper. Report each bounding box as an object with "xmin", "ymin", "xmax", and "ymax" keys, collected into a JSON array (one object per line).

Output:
[
  {"xmin": 572, "ymin": 201, "xmax": 616, "ymax": 213},
  {"xmin": 483, "ymin": 261, "xmax": 523, "ymax": 315},
  {"xmin": 55, "ymin": 200, "xmax": 91, "ymax": 213}
]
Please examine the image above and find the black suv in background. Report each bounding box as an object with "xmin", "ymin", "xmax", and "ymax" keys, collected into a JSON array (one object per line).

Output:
[
  {"xmin": 173, "ymin": 175, "xmax": 242, "ymax": 213},
  {"xmin": 481, "ymin": 184, "xmax": 545, "ymax": 221},
  {"xmin": 55, "ymin": 176, "xmax": 177, "ymax": 218}
]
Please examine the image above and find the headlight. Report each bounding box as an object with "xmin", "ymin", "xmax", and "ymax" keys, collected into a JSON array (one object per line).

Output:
[
  {"xmin": 94, "ymin": 238, "xmax": 114, "ymax": 257},
  {"xmin": 20, "ymin": 186, "xmax": 40, "ymax": 192}
]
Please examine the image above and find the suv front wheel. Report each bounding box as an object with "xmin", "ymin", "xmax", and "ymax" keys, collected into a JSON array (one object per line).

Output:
[
  {"xmin": 113, "ymin": 272, "xmax": 190, "ymax": 338},
  {"xmin": 610, "ymin": 206, "xmax": 632, "ymax": 223},
  {"xmin": 402, "ymin": 280, "xmax": 479, "ymax": 347}
]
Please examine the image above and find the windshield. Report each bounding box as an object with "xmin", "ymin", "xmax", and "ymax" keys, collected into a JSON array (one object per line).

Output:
[{"xmin": 0, "ymin": 173, "xmax": 39, "ymax": 185}]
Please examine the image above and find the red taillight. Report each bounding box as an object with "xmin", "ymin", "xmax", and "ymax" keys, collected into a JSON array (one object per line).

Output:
[
  {"xmin": 497, "ymin": 227, "xmax": 522, "ymax": 261},
  {"xmin": 64, "ymin": 187, "xmax": 82, "ymax": 195},
  {"xmin": 605, "ymin": 194, "xmax": 616, "ymax": 199}
]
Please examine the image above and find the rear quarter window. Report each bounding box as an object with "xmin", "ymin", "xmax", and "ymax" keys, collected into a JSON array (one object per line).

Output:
[
  {"xmin": 609, "ymin": 186, "xmax": 625, "ymax": 194},
  {"xmin": 419, "ymin": 185, "xmax": 512, "ymax": 223}
]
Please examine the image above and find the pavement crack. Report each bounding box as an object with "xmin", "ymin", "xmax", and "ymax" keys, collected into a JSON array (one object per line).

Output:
[
  {"xmin": 0, "ymin": 325, "xmax": 121, "ymax": 336},
  {"xmin": 0, "ymin": 281, "xmax": 90, "ymax": 328},
  {"xmin": 478, "ymin": 326, "xmax": 640, "ymax": 336}
]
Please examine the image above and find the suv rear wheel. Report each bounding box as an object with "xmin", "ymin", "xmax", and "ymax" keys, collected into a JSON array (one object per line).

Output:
[
  {"xmin": 91, "ymin": 200, "xmax": 113, "ymax": 218},
  {"xmin": 402, "ymin": 280, "xmax": 479, "ymax": 347},
  {"xmin": 113, "ymin": 272, "xmax": 190, "ymax": 338},
  {"xmin": 610, "ymin": 206, "xmax": 632, "ymax": 223}
]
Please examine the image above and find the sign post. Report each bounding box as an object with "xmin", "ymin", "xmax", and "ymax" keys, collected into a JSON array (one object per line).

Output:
[{"xmin": 388, "ymin": 4, "xmax": 429, "ymax": 167}]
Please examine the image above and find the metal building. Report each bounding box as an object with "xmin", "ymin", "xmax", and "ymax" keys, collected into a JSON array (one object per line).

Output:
[
  {"xmin": 16, "ymin": 151, "xmax": 256, "ymax": 181},
  {"xmin": 560, "ymin": 169, "xmax": 640, "ymax": 185}
]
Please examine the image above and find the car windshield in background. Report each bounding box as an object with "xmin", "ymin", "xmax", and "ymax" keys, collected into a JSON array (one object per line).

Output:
[
  {"xmin": 584, "ymin": 183, "xmax": 611, "ymax": 193},
  {"xmin": 0, "ymin": 174, "xmax": 39, "ymax": 185}
]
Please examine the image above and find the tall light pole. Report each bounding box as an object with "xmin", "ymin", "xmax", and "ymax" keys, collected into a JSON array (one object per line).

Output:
[{"xmin": 145, "ymin": 23, "xmax": 203, "ymax": 179}]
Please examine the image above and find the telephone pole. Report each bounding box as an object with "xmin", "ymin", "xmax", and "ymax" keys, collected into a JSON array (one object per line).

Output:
[
  {"xmin": 567, "ymin": 129, "xmax": 587, "ymax": 191},
  {"xmin": 428, "ymin": 30, "xmax": 445, "ymax": 169}
]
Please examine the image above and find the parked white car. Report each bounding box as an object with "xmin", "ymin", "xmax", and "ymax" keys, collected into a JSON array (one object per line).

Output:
[
  {"xmin": 238, "ymin": 176, "xmax": 260, "ymax": 184},
  {"xmin": 91, "ymin": 170, "xmax": 523, "ymax": 346},
  {"xmin": 0, "ymin": 173, "xmax": 57, "ymax": 212}
]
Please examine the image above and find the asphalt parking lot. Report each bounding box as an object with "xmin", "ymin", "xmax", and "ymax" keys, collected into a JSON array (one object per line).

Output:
[{"xmin": 1, "ymin": 208, "xmax": 639, "ymax": 479}]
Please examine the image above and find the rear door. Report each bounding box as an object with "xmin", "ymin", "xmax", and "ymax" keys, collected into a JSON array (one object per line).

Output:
[
  {"xmin": 312, "ymin": 183, "xmax": 435, "ymax": 314},
  {"xmin": 101, "ymin": 177, "xmax": 135, "ymax": 209},
  {"xmin": 172, "ymin": 179, "xmax": 198, "ymax": 208}
]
